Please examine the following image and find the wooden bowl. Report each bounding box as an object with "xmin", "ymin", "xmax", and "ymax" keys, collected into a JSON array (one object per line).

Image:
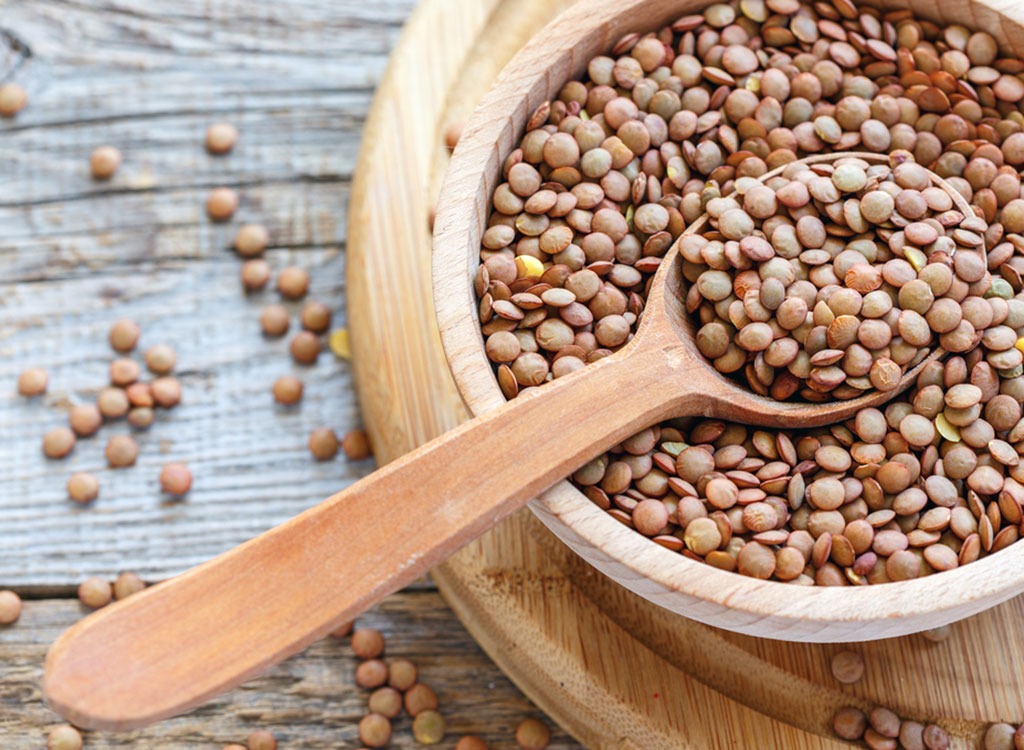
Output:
[{"xmin": 433, "ymin": 0, "xmax": 1024, "ymax": 642}]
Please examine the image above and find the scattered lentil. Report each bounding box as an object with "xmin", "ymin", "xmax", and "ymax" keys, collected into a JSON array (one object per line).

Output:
[
  {"xmin": 261, "ymin": 304, "xmax": 291, "ymax": 337},
  {"xmin": 145, "ymin": 344, "xmax": 176, "ymax": 375},
  {"xmin": 831, "ymin": 651, "xmax": 865, "ymax": 684},
  {"xmin": 159, "ymin": 463, "xmax": 192, "ymax": 496},
  {"xmin": 98, "ymin": 388, "xmax": 130, "ymax": 419},
  {"xmin": 113, "ymin": 571, "xmax": 145, "ymax": 600},
  {"xmin": 290, "ymin": 330, "xmax": 321, "ymax": 365},
  {"xmin": 206, "ymin": 187, "xmax": 239, "ymax": 221},
  {"xmin": 342, "ymin": 429, "xmax": 372, "ymax": 460},
  {"xmin": 277, "ymin": 266, "xmax": 310, "ymax": 300},
  {"xmin": 516, "ymin": 718, "xmax": 551, "ymax": 750},
  {"xmin": 456, "ymin": 738, "xmax": 489, "ymax": 750},
  {"xmin": 413, "ymin": 710, "xmax": 446, "ymax": 745},
  {"xmin": 308, "ymin": 427, "xmax": 340, "ymax": 460},
  {"xmin": 78, "ymin": 576, "xmax": 113, "ymax": 609},
  {"xmin": 46, "ymin": 725, "xmax": 82, "ymax": 750},
  {"xmin": 105, "ymin": 435, "xmax": 139, "ymax": 468},
  {"xmin": 301, "ymin": 301, "xmax": 333, "ymax": 333},
  {"xmin": 90, "ymin": 145, "xmax": 122, "ymax": 180},
  {"xmin": 0, "ymin": 590, "xmax": 22, "ymax": 625},
  {"xmin": 404, "ymin": 683, "xmax": 438, "ymax": 717},
  {"xmin": 110, "ymin": 358, "xmax": 141, "ymax": 387},
  {"xmin": 351, "ymin": 628, "xmax": 385, "ymax": 659},
  {"xmin": 358, "ymin": 714, "xmax": 391, "ymax": 748},
  {"xmin": 68, "ymin": 404, "xmax": 102, "ymax": 437},
  {"xmin": 368, "ymin": 687, "xmax": 403, "ymax": 718},
  {"xmin": 272, "ymin": 375, "xmax": 303, "ymax": 405},
  {"xmin": 109, "ymin": 319, "xmax": 141, "ymax": 352},
  {"xmin": 0, "ymin": 83, "xmax": 27, "ymax": 117},
  {"xmin": 151, "ymin": 377, "xmax": 182, "ymax": 408},
  {"xmin": 205, "ymin": 122, "xmax": 239, "ymax": 154},
  {"xmin": 67, "ymin": 473, "xmax": 100, "ymax": 504},
  {"xmin": 235, "ymin": 224, "xmax": 270, "ymax": 257},
  {"xmin": 241, "ymin": 259, "xmax": 272, "ymax": 291},
  {"xmin": 247, "ymin": 730, "xmax": 277, "ymax": 750},
  {"xmin": 18, "ymin": 368, "xmax": 48, "ymax": 396},
  {"xmin": 388, "ymin": 658, "xmax": 417, "ymax": 691},
  {"xmin": 355, "ymin": 659, "xmax": 389, "ymax": 689},
  {"xmin": 43, "ymin": 428, "xmax": 76, "ymax": 459}
]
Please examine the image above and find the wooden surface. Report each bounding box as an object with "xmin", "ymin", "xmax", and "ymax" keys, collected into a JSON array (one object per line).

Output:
[
  {"xmin": 348, "ymin": 0, "xmax": 1024, "ymax": 747},
  {"xmin": 4, "ymin": 593, "xmax": 578, "ymax": 748},
  {"xmin": 0, "ymin": 1, "xmax": 578, "ymax": 747}
]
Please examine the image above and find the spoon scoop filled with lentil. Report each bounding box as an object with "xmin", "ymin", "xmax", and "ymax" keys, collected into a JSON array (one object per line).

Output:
[{"xmin": 43, "ymin": 148, "xmax": 986, "ymax": 729}]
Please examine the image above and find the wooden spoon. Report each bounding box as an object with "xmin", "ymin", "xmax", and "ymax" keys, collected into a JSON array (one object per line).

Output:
[{"xmin": 43, "ymin": 152, "xmax": 973, "ymax": 730}]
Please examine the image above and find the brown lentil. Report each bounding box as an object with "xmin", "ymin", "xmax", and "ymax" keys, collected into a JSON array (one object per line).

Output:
[
  {"xmin": 67, "ymin": 473, "xmax": 100, "ymax": 504},
  {"xmin": 234, "ymin": 224, "xmax": 270, "ymax": 257},
  {"xmin": 145, "ymin": 344, "xmax": 176, "ymax": 375},
  {"xmin": 456, "ymin": 737, "xmax": 489, "ymax": 750},
  {"xmin": 272, "ymin": 375, "xmax": 303, "ymax": 405},
  {"xmin": 47, "ymin": 726, "xmax": 82, "ymax": 750},
  {"xmin": 159, "ymin": 463, "xmax": 192, "ymax": 495},
  {"xmin": 205, "ymin": 122, "xmax": 239, "ymax": 154},
  {"xmin": 241, "ymin": 259, "xmax": 272, "ymax": 291},
  {"xmin": 308, "ymin": 427, "xmax": 340, "ymax": 460},
  {"xmin": 404, "ymin": 683, "xmax": 438, "ymax": 717},
  {"xmin": 301, "ymin": 301, "xmax": 333, "ymax": 333},
  {"xmin": 355, "ymin": 659, "xmax": 389, "ymax": 689},
  {"xmin": 516, "ymin": 718, "xmax": 551, "ymax": 750},
  {"xmin": 105, "ymin": 435, "xmax": 139, "ymax": 468},
  {"xmin": 831, "ymin": 650, "xmax": 865, "ymax": 684},
  {"xmin": 151, "ymin": 376, "xmax": 182, "ymax": 408},
  {"xmin": 261, "ymin": 304, "xmax": 291, "ymax": 337},
  {"xmin": 388, "ymin": 658, "xmax": 418, "ymax": 691},
  {"xmin": 413, "ymin": 710, "xmax": 446, "ymax": 745},
  {"xmin": 342, "ymin": 429, "xmax": 372, "ymax": 460},
  {"xmin": 113, "ymin": 571, "xmax": 146, "ymax": 600},
  {"xmin": 110, "ymin": 357, "xmax": 141, "ymax": 386},
  {"xmin": 98, "ymin": 387, "xmax": 130, "ymax": 419},
  {"xmin": 69, "ymin": 404, "xmax": 103, "ymax": 437},
  {"xmin": 351, "ymin": 628, "xmax": 385, "ymax": 659},
  {"xmin": 368, "ymin": 687, "xmax": 403, "ymax": 718},
  {"xmin": 90, "ymin": 145, "xmax": 122, "ymax": 180},
  {"xmin": 277, "ymin": 266, "xmax": 310, "ymax": 300},
  {"xmin": 109, "ymin": 318, "xmax": 141, "ymax": 352},
  {"xmin": 290, "ymin": 330, "xmax": 321, "ymax": 365},
  {"xmin": 77, "ymin": 576, "xmax": 113, "ymax": 609},
  {"xmin": 0, "ymin": 590, "xmax": 22, "ymax": 625},
  {"xmin": 358, "ymin": 713, "xmax": 391, "ymax": 748},
  {"xmin": 206, "ymin": 187, "xmax": 239, "ymax": 221},
  {"xmin": 0, "ymin": 83, "xmax": 27, "ymax": 117},
  {"xmin": 18, "ymin": 367, "xmax": 48, "ymax": 396},
  {"xmin": 247, "ymin": 730, "xmax": 277, "ymax": 750},
  {"xmin": 43, "ymin": 427, "xmax": 76, "ymax": 459}
]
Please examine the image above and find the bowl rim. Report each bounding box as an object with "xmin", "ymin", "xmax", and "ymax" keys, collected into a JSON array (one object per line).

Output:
[{"xmin": 431, "ymin": 0, "xmax": 1024, "ymax": 640}]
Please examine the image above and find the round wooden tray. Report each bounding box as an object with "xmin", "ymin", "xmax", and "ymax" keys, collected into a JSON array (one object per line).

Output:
[{"xmin": 347, "ymin": 0, "xmax": 1024, "ymax": 746}]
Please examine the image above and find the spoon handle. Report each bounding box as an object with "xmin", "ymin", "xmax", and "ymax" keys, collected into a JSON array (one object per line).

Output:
[{"xmin": 44, "ymin": 341, "xmax": 684, "ymax": 730}]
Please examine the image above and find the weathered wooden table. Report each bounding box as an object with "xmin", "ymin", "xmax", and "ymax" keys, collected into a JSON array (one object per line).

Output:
[{"xmin": 0, "ymin": 2, "xmax": 580, "ymax": 746}]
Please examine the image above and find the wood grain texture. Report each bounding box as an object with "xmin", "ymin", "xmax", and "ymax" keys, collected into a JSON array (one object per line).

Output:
[
  {"xmin": 2, "ymin": 594, "xmax": 580, "ymax": 749},
  {"xmin": 0, "ymin": 0, "xmax": 412, "ymax": 588},
  {"xmin": 433, "ymin": 0, "xmax": 1024, "ymax": 643},
  {"xmin": 349, "ymin": 0, "xmax": 1024, "ymax": 746}
]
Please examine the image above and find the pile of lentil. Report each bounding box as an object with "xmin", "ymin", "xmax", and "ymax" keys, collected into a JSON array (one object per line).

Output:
[{"xmin": 474, "ymin": 0, "xmax": 1024, "ymax": 589}]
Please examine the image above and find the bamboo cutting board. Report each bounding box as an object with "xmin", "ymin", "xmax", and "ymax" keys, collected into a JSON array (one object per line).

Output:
[{"xmin": 347, "ymin": 0, "xmax": 1024, "ymax": 747}]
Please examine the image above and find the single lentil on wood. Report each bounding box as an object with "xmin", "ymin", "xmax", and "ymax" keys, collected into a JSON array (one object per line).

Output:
[{"xmin": 476, "ymin": 0, "xmax": 1024, "ymax": 586}]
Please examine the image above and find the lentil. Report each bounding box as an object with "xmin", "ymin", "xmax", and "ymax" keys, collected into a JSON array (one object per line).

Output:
[
  {"xmin": 234, "ymin": 224, "xmax": 270, "ymax": 257},
  {"xmin": 113, "ymin": 571, "xmax": 146, "ymax": 600},
  {"xmin": 106, "ymin": 435, "xmax": 139, "ymax": 468},
  {"xmin": 343, "ymin": 429, "xmax": 372, "ymax": 460},
  {"xmin": 145, "ymin": 344, "xmax": 176, "ymax": 375},
  {"xmin": 358, "ymin": 714, "xmax": 391, "ymax": 748},
  {"xmin": 261, "ymin": 304, "xmax": 290, "ymax": 337},
  {"xmin": 47, "ymin": 726, "xmax": 82, "ymax": 750},
  {"xmin": 241, "ymin": 259, "xmax": 272, "ymax": 291},
  {"xmin": 18, "ymin": 367, "xmax": 48, "ymax": 396},
  {"xmin": 0, "ymin": 83, "xmax": 27, "ymax": 117},
  {"xmin": 69, "ymin": 404, "xmax": 103, "ymax": 437},
  {"xmin": 159, "ymin": 463, "xmax": 192, "ymax": 495},
  {"xmin": 98, "ymin": 387, "xmax": 130, "ymax": 419},
  {"xmin": 413, "ymin": 710, "xmax": 446, "ymax": 744},
  {"xmin": 272, "ymin": 375, "xmax": 303, "ymax": 405},
  {"xmin": 78, "ymin": 576, "xmax": 113, "ymax": 609},
  {"xmin": 43, "ymin": 427, "xmax": 76, "ymax": 459},
  {"xmin": 516, "ymin": 718, "xmax": 551, "ymax": 750},
  {"xmin": 206, "ymin": 187, "xmax": 239, "ymax": 221},
  {"xmin": 351, "ymin": 628, "xmax": 385, "ymax": 659},
  {"xmin": 404, "ymin": 683, "xmax": 438, "ymax": 716},
  {"xmin": 247, "ymin": 730, "xmax": 277, "ymax": 750},
  {"xmin": 0, "ymin": 590, "xmax": 22, "ymax": 625},
  {"xmin": 109, "ymin": 319, "xmax": 141, "ymax": 352},
  {"xmin": 368, "ymin": 687, "xmax": 403, "ymax": 718},
  {"xmin": 301, "ymin": 301, "xmax": 333, "ymax": 333},
  {"xmin": 90, "ymin": 145, "xmax": 122, "ymax": 180},
  {"xmin": 205, "ymin": 122, "xmax": 239, "ymax": 154},
  {"xmin": 277, "ymin": 267, "xmax": 310, "ymax": 299},
  {"xmin": 308, "ymin": 427, "xmax": 340, "ymax": 460},
  {"xmin": 67, "ymin": 473, "xmax": 100, "ymax": 504}
]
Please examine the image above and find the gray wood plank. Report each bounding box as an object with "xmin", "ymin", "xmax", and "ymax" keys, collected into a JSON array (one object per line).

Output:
[
  {"xmin": 0, "ymin": 0, "xmax": 414, "ymax": 587},
  {"xmin": 0, "ymin": 594, "xmax": 581, "ymax": 748}
]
